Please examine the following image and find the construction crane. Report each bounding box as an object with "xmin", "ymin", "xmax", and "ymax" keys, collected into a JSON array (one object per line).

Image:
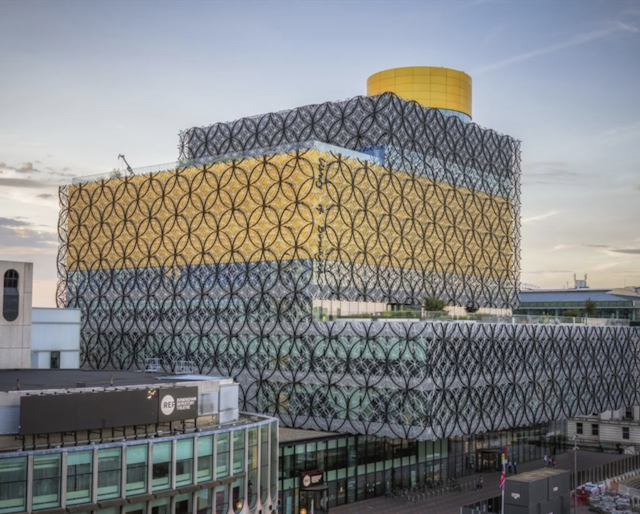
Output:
[{"xmin": 118, "ymin": 154, "xmax": 134, "ymax": 176}]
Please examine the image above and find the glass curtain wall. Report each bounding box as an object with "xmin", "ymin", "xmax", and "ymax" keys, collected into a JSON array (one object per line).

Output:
[
  {"xmin": 0, "ymin": 420, "xmax": 278, "ymax": 514},
  {"xmin": 0, "ymin": 457, "xmax": 27, "ymax": 514},
  {"xmin": 279, "ymin": 423, "xmax": 564, "ymax": 513}
]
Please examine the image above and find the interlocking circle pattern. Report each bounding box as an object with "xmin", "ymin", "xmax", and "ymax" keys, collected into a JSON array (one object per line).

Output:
[{"xmin": 58, "ymin": 93, "xmax": 631, "ymax": 441}]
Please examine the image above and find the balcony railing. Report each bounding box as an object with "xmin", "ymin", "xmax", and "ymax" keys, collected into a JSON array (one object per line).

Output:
[{"xmin": 332, "ymin": 311, "xmax": 630, "ymax": 326}]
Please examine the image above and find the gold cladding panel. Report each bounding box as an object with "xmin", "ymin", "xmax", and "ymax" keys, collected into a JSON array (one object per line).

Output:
[
  {"xmin": 367, "ymin": 66, "xmax": 472, "ymax": 118},
  {"xmin": 65, "ymin": 150, "xmax": 513, "ymax": 281}
]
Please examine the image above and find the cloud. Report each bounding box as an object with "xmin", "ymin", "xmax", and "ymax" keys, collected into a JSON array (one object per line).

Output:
[
  {"xmin": 581, "ymin": 243, "xmax": 640, "ymax": 256},
  {"xmin": 16, "ymin": 162, "xmax": 38, "ymax": 173},
  {"xmin": 611, "ymin": 248, "xmax": 640, "ymax": 255},
  {"xmin": 522, "ymin": 210, "xmax": 560, "ymax": 225},
  {"xmin": 0, "ymin": 177, "xmax": 53, "ymax": 189},
  {"xmin": 473, "ymin": 20, "xmax": 638, "ymax": 75},
  {"xmin": 0, "ymin": 217, "xmax": 57, "ymax": 250},
  {"xmin": 36, "ymin": 193, "xmax": 53, "ymax": 199},
  {"xmin": 0, "ymin": 217, "xmax": 31, "ymax": 228},
  {"xmin": 552, "ymin": 244, "xmax": 572, "ymax": 251},
  {"xmin": 523, "ymin": 161, "xmax": 581, "ymax": 185},
  {"xmin": 523, "ymin": 270, "xmax": 574, "ymax": 275}
]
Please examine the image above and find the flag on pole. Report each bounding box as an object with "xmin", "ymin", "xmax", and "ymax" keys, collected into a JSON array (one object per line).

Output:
[{"xmin": 499, "ymin": 464, "xmax": 506, "ymax": 490}]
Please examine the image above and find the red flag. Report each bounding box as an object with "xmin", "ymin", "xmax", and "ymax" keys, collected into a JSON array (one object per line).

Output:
[{"xmin": 499, "ymin": 467, "xmax": 506, "ymax": 490}]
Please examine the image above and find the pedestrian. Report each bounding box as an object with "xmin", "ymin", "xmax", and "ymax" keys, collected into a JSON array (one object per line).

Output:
[
  {"xmin": 479, "ymin": 475, "xmax": 483, "ymax": 490},
  {"xmin": 476, "ymin": 477, "xmax": 481, "ymax": 491},
  {"xmin": 514, "ymin": 461, "xmax": 518, "ymax": 474},
  {"xmin": 552, "ymin": 457, "xmax": 557, "ymax": 468},
  {"xmin": 508, "ymin": 460, "xmax": 513, "ymax": 473},
  {"xmin": 543, "ymin": 454, "xmax": 548, "ymax": 467}
]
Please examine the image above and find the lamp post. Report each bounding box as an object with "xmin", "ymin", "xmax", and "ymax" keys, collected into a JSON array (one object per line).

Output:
[{"xmin": 573, "ymin": 435, "xmax": 579, "ymax": 514}]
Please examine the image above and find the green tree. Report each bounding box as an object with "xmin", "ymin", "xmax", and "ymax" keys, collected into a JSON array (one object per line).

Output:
[
  {"xmin": 584, "ymin": 298, "xmax": 597, "ymax": 317},
  {"xmin": 423, "ymin": 296, "xmax": 446, "ymax": 312},
  {"xmin": 562, "ymin": 309, "xmax": 579, "ymax": 318}
]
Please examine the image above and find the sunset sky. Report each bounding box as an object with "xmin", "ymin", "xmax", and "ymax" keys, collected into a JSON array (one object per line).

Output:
[{"xmin": 1, "ymin": 0, "xmax": 639, "ymax": 306}]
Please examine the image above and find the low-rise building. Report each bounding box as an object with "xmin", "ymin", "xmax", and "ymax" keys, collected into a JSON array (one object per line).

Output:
[
  {"xmin": 0, "ymin": 370, "xmax": 278, "ymax": 514},
  {"xmin": 30, "ymin": 308, "xmax": 81, "ymax": 369},
  {"xmin": 568, "ymin": 407, "xmax": 640, "ymax": 453}
]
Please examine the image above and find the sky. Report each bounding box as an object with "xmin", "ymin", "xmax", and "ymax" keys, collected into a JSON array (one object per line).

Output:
[{"xmin": 1, "ymin": 0, "xmax": 639, "ymax": 306}]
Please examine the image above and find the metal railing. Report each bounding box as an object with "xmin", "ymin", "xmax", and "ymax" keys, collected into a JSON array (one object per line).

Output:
[{"xmin": 335, "ymin": 311, "xmax": 630, "ymax": 327}]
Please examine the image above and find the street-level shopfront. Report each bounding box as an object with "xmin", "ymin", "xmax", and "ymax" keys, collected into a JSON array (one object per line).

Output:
[{"xmin": 278, "ymin": 421, "xmax": 566, "ymax": 513}]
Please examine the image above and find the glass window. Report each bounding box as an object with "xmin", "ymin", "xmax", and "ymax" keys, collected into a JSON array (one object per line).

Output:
[
  {"xmin": 216, "ymin": 433, "xmax": 230, "ymax": 479},
  {"xmin": 623, "ymin": 427, "xmax": 630, "ymax": 440},
  {"xmin": 233, "ymin": 430, "xmax": 245, "ymax": 474},
  {"xmin": 67, "ymin": 451, "xmax": 92, "ymax": 505},
  {"xmin": 198, "ymin": 436, "xmax": 213, "ymax": 482},
  {"xmin": 150, "ymin": 497, "xmax": 170, "ymax": 514},
  {"xmin": 152, "ymin": 442, "xmax": 171, "ymax": 491},
  {"xmin": 592, "ymin": 424, "xmax": 599, "ymax": 436},
  {"xmin": 126, "ymin": 445, "xmax": 148, "ymax": 496},
  {"xmin": 0, "ymin": 456, "xmax": 27, "ymax": 514},
  {"xmin": 176, "ymin": 439, "xmax": 193, "ymax": 486},
  {"xmin": 175, "ymin": 492, "xmax": 192, "ymax": 514},
  {"xmin": 50, "ymin": 351, "xmax": 60, "ymax": 369},
  {"xmin": 32, "ymin": 454, "xmax": 62, "ymax": 510},
  {"xmin": 232, "ymin": 477, "xmax": 244, "ymax": 514},
  {"xmin": 2, "ymin": 270, "xmax": 19, "ymax": 322},
  {"xmin": 270, "ymin": 423, "xmax": 278, "ymax": 499},
  {"xmin": 215, "ymin": 484, "xmax": 228, "ymax": 514},
  {"xmin": 260, "ymin": 426, "xmax": 269, "ymax": 504},
  {"xmin": 125, "ymin": 503, "xmax": 146, "ymax": 514},
  {"xmin": 576, "ymin": 423, "xmax": 583, "ymax": 435},
  {"xmin": 97, "ymin": 448, "xmax": 121, "ymax": 500},
  {"xmin": 196, "ymin": 489, "xmax": 212, "ymax": 514},
  {"xmin": 248, "ymin": 428, "xmax": 258, "ymax": 509}
]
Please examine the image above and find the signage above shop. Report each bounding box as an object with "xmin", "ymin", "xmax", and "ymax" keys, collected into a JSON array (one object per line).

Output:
[{"xmin": 300, "ymin": 469, "xmax": 324, "ymax": 489}]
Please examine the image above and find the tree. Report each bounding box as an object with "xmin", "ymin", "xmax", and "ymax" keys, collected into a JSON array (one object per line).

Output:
[
  {"xmin": 562, "ymin": 309, "xmax": 579, "ymax": 318},
  {"xmin": 423, "ymin": 296, "xmax": 446, "ymax": 312},
  {"xmin": 584, "ymin": 298, "xmax": 597, "ymax": 317}
]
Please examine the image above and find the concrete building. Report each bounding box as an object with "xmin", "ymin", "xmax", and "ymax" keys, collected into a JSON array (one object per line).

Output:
[
  {"xmin": 0, "ymin": 370, "xmax": 278, "ymax": 514},
  {"xmin": 568, "ymin": 408, "xmax": 640, "ymax": 453},
  {"xmin": 30, "ymin": 308, "xmax": 81, "ymax": 369},
  {"xmin": 0, "ymin": 261, "xmax": 33, "ymax": 369}
]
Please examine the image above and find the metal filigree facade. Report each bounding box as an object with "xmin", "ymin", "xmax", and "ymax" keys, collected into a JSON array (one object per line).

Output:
[{"xmin": 59, "ymin": 93, "xmax": 627, "ymax": 442}]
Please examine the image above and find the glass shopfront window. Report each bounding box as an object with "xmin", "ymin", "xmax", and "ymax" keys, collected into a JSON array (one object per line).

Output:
[
  {"xmin": 152, "ymin": 442, "xmax": 171, "ymax": 491},
  {"xmin": 33, "ymin": 453, "xmax": 62, "ymax": 510},
  {"xmin": 97, "ymin": 448, "xmax": 121, "ymax": 500},
  {"xmin": 176, "ymin": 439, "xmax": 193, "ymax": 486},
  {"xmin": 216, "ymin": 433, "xmax": 230, "ymax": 479},
  {"xmin": 0, "ymin": 457, "xmax": 27, "ymax": 514},
  {"xmin": 279, "ymin": 423, "xmax": 566, "ymax": 514},
  {"xmin": 67, "ymin": 451, "xmax": 93, "ymax": 505},
  {"xmin": 126, "ymin": 445, "xmax": 148, "ymax": 496},
  {"xmin": 198, "ymin": 436, "xmax": 213, "ymax": 482}
]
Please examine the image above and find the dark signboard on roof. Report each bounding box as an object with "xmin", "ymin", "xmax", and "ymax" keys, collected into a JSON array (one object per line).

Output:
[{"xmin": 19, "ymin": 386, "xmax": 199, "ymax": 435}]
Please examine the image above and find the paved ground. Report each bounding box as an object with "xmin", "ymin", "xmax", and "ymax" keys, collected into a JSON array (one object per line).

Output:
[{"xmin": 332, "ymin": 450, "xmax": 630, "ymax": 514}]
